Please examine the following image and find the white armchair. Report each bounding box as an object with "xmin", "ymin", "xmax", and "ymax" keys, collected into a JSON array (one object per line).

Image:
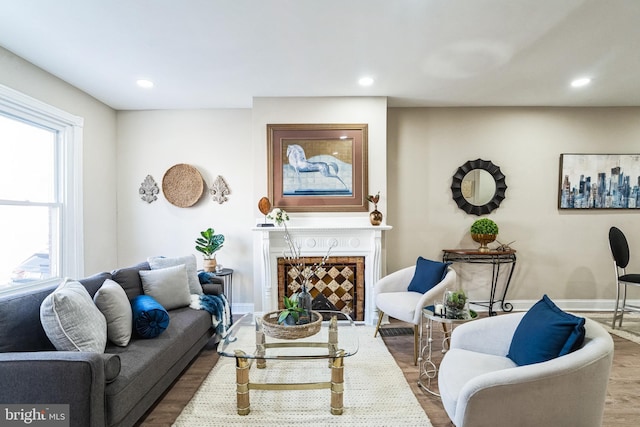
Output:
[
  {"xmin": 373, "ymin": 265, "xmax": 456, "ymax": 365},
  {"xmin": 438, "ymin": 312, "xmax": 614, "ymax": 427}
]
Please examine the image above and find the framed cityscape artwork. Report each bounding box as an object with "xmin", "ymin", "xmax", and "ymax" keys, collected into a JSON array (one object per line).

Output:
[
  {"xmin": 267, "ymin": 123, "xmax": 368, "ymax": 212},
  {"xmin": 558, "ymin": 153, "xmax": 640, "ymax": 209}
]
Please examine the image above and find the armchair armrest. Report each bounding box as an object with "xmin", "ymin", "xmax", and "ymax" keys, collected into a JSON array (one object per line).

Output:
[
  {"xmin": 374, "ymin": 266, "xmax": 416, "ymax": 296},
  {"xmin": 453, "ymin": 319, "xmax": 613, "ymax": 427},
  {"xmin": 411, "ymin": 268, "xmax": 457, "ymax": 324},
  {"xmin": 449, "ymin": 311, "xmax": 525, "ymax": 357},
  {"xmin": 0, "ymin": 351, "xmax": 110, "ymax": 427}
]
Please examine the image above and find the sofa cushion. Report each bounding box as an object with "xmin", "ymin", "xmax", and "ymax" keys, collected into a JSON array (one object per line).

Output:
[
  {"xmin": 139, "ymin": 264, "xmax": 191, "ymax": 310},
  {"xmin": 198, "ymin": 271, "xmax": 224, "ymax": 296},
  {"xmin": 148, "ymin": 254, "xmax": 202, "ymax": 295},
  {"xmin": 0, "ymin": 282, "xmax": 59, "ymax": 352},
  {"xmin": 407, "ymin": 256, "xmax": 451, "ymax": 294},
  {"xmin": 94, "ymin": 279, "xmax": 133, "ymax": 346},
  {"xmin": 40, "ymin": 279, "xmax": 107, "ymax": 352},
  {"xmin": 104, "ymin": 307, "xmax": 212, "ymax": 426},
  {"xmin": 131, "ymin": 295, "xmax": 170, "ymax": 339},
  {"xmin": 111, "ymin": 262, "xmax": 150, "ymax": 300},
  {"xmin": 79, "ymin": 271, "xmax": 115, "ymax": 299},
  {"xmin": 507, "ymin": 294, "xmax": 586, "ymax": 366}
]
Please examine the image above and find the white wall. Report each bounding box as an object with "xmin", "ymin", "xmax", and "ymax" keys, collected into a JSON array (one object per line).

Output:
[
  {"xmin": 250, "ymin": 97, "xmax": 389, "ymax": 312},
  {"xmin": 116, "ymin": 109, "xmax": 254, "ymax": 309},
  {"xmin": 388, "ymin": 107, "xmax": 640, "ymax": 309},
  {"xmin": 115, "ymin": 98, "xmax": 388, "ymax": 314},
  {"xmin": 0, "ymin": 46, "xmax": 118, "ymax": 276}
]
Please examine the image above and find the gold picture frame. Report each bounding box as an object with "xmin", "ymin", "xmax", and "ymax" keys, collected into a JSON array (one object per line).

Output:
[{"xmin": 267, "ymin": 123, "xmax": 368, "ymax": 212}]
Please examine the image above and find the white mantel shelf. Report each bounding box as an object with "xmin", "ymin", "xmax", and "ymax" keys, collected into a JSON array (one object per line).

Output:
[
  {"xmin": 253, "ymin": 221, "xmax": 392, "ymax": 325},
  {"xmin": 252, "ymin": 224, "xmax": 393, "ymax": 232}
]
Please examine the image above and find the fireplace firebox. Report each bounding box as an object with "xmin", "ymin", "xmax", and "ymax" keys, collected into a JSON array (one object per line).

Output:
[{"xmin": 278, "ymin": 256, "xmax": 365, "ymax": 321}]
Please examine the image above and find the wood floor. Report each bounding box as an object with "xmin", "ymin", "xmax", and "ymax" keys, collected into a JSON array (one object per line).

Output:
[{"xmin": 137, "ymin": 317, "xmax": 640, "ymax": 427}]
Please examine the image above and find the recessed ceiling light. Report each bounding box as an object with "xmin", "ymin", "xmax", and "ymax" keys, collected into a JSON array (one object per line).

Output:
[
  {"xmin": 570, "ymin": 77, "xmax": 592, "ymax": 88},
  {"xmin": 136, "ymin": 79, "xmax": 154, "ymax": 89},
  {"xmin": 358, "ymin": 76, "xmax": 374, "ymax": 86}
]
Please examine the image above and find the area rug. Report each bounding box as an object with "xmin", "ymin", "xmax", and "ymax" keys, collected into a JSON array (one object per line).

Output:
[
  {"xmin": 378, "ymin": 326, "xmax": 414, "ymax": 337},
  {"xmin": 586, "ymin": 312, "xmax": 640, "ymax": 344},
  {"xmin": 172, "ymin": 326, "xmax": 432, "ymax": 426}
]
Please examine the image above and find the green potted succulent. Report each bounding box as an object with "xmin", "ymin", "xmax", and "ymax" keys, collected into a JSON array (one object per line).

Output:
[
  {"xmin": 443, "ymin": 289, "xmax": 476, "ymax": 319},
  {"xmin": 278, "ymin": 294, "xmax": 305, "ymax": 325},
  {"xmin": 470, "ymin": 218, "xmax": 498, "ymax": 252},
  {"xmin": 195, "ymin": 228, "xmax": 225, "ymax": 272}
]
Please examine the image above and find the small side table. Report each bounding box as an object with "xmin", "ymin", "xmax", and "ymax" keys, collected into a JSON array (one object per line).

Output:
[
  {"xmin": 212, "ymin": 268, "xmax": 234, "ymax": 308},
  {"xmin": 418, "ymin": 307, "xmax": 475, "ymax": 396},
  {"xmin": 442, "ymin": 249, "xmax": 517, "ymax": 316}
]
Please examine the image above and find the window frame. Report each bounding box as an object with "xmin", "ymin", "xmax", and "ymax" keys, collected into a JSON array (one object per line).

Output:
[{"xmin": 0, "ymin": 84, "xmax": 84, "ymax": 292}]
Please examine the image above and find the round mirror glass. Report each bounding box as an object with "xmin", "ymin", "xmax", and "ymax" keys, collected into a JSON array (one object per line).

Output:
[
  {"xmin": 461, "ymin": 169, "xmax": 496, "ymax": 206},
  {"xmin": 451, "ymin": 159, "xmax": 507, "ymax": 216}
]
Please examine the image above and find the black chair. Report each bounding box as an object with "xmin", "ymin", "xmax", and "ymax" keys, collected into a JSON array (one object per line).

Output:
[{"xmin": 609, "ymin": 226, "xmax": 640, "ymax": 329}]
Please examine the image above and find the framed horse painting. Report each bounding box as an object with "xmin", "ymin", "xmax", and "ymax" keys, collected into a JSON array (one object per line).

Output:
[{"xmin": 267, "ymin": 123, "xmax": 368, "ymax": 212}]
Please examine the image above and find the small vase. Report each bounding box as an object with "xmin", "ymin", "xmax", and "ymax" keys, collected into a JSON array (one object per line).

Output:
[
  {"xmin": 203, "ymin": 257, "xmax": 217, "ymax": 272},
  {"xmin": 297, "ymin": 283, "xmax": 313, "ymax": 324},
  {"xmin": 369, "ymin": 204, "xmax": 383, "ymax": 226},
  {"xmin": 283, "ymin": 314, "xmax": 297, "ymax": 325},
  {"xmin": 471, "ymin": 233, "xmax": 497, "ymax": 253}
]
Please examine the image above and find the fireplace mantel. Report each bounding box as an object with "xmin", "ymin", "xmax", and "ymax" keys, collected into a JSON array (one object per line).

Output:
[{"xmin": 253, "ymin": 220, "xmax": 392, "ymax": 325}]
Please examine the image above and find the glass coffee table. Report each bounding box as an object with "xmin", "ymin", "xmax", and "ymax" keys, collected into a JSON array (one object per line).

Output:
[{"xmin": 218, "ymin": 310, "xmax": 358, "ymax": 415}]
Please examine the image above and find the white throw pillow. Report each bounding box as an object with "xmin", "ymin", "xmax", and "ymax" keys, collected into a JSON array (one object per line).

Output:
[
  {"xmin": 139, "ymin": 264, "xmax": 191, "ymax": 310},
  {"xmin": 148, "ymin": 254, "xmax": 202, "ymax": 295},
  {"xmin": 94, "ymin": 279, "xmax": 133, "ymax": 346},
  {"xmin": 40, "ymin": 279, "xmax": 107, "ymax": 352}
]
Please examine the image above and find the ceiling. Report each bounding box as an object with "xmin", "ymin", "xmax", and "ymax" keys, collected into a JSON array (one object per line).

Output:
[{"xmin": 1, "ymin": 0, "xmax": 639, "ymax": 110}]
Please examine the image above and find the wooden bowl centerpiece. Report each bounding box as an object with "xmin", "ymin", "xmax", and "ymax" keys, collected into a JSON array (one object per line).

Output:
[{"xmin": 261, "ymin": 310, "xmax": 322, "ymax": 340}]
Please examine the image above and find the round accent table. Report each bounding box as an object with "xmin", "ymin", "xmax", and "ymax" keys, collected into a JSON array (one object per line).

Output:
[
  {"xmin": 418, "ymin": 307, "xmax": 476, "ymax": 396},
  {"xmin": 211, "ymin": 268, "xmax": 234, "ymax": 308}
]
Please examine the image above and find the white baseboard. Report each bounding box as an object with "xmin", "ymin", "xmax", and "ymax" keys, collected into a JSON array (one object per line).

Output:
[
  {"xmin": 231, "ymin": 302, "xmax": 254, "ymax": 315},
  {"xmin": 471, "ymin": 299, "xmax": 631, "ymax": 313}
]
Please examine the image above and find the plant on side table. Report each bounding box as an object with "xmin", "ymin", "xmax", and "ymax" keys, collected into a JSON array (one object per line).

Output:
[
  {"xmin": 470, "ymin": 218, "xmax": 499, "ymax": 253},
  {"xmin": 195, "ymin": 227, "xmax": 225, "ymax": 272},
  {"xmin": 443, "ymin": 289, "xmax": 477, "ymax": 319}
]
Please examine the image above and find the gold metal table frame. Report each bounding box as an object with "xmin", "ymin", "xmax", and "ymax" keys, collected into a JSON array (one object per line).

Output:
[{"xmin": 218, "ymin": 311, "xmax": 358, "ymax": 416}]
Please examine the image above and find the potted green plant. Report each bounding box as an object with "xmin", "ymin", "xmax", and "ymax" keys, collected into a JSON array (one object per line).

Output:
[
  {"xmin": 443, "ymin": 289, "xmax": 475, "ymax": 319},
  {"xmin": 278, "ymin": 294, "xmax": 305, "ymax": 325},
  {"xmin": 470, "ymin": 218, "xmax": 499, "ymax": 252},
  {"xmin": 195, "ymin": 228, "xmax": 225, "ymax": 272}
]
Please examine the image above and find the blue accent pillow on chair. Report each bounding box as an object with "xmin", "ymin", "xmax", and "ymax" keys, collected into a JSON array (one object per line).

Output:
[
  {"xmin": 407, "ymin": 256, "xmax": 451, "ymax": 294},
  {"xmin": 131, "ymin": 295, "xmax": 170, "ymax": 339},
  {"xmin": 507, "ymin": 294, "xmax": 585, "ymax": 366}
]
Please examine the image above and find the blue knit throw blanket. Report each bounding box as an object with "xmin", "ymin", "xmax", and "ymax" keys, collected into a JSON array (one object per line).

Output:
[{"xmin": 189, "ymin": 293, "xmax": 232, "ymax": 337}]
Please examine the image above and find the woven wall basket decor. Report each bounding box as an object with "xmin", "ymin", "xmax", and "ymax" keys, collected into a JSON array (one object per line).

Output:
[{"xmin": 162, "ymin": 163, "xmax": 204, "ymax": 207}]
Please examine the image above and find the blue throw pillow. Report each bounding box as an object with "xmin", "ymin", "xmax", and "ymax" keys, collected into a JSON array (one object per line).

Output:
[
  {"xmin": 507, "ymin": 294, "xmax": 585, "ymax": 366},
  {"xmin": 407, "ymin": 257, "xmax": 451, "ymax": 294},
  {"xmin": 131, "ymin": 295, "xmax": 170, "ymax": 339}
]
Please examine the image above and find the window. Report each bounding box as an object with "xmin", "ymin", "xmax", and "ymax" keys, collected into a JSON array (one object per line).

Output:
[{"xmin": 0, "ymin": 84, "xmax": 83, "ymax": 292}]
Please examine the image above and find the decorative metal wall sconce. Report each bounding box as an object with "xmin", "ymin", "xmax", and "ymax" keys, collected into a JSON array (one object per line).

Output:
[
  {"xmin": 139, "ymin": 175, "xmax": 159, "ymax": 203},
  {"xmin": 210, "ymin": 175, "xmax": 231, "ymax": 204}
]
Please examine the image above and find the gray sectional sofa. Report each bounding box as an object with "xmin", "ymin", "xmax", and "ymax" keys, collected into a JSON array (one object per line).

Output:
[{"xmin": 0, "ymin": 261, "xmax": 224, "ymax": 427}]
